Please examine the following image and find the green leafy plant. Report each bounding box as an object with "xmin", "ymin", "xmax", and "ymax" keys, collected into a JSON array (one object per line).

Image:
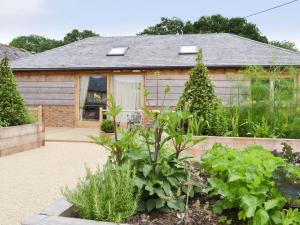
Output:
[
  {"xmin": 124, "ymin": 85, "xmax": 204, "ymax": 212},
  {"xmin": 201, "ymin": 144, "xmax": 300, "ymax": 225},
  {"xmin": 227, "ymin": 66, "xmax": 300, "ymax": 139},
  {"xmin": 63, "ymin": 162, "xmax": 139, "ymax": 223},
  {"xmin": 282, "ymin": 209, "xmax": 300, "ymax": 225},
  {"xmin": 100, "ymin": 119, "xmax": 114, "ymax": 133},
  {"xmin": 0, "ymin": 57, "xmax": 32, "ymax": 126},
  {"xmin": 127, "ymin": 147, "xmax": 202, "ymax": 212},
  {"xmin": 90, "ymin": 95, "xmax": 124, "ymax": 165},
  {"xmin": 177, "ymin": 50, "xmax": 228, "ymax": 136},
  {"xmin": 187, "ymin": 115, "xmax": 208, "ymax": 136}
]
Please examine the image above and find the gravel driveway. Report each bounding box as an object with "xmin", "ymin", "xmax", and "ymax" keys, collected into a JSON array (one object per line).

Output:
[{"xmin": 0, "ymin": 142, "xmax": 108, "ymax": 225}]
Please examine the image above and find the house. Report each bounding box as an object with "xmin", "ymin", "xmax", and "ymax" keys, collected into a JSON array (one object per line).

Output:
[
  {"xmin": 0, "ymin": 43, "xmax": 30, "ymax": 61},
  {"xmin": 10, "ymin": 33, "xmax": 300, "ymax": 128}
]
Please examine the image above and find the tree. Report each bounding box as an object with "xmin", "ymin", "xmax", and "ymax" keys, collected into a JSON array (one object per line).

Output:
[
  {"xmin": 177, "ymin": 51, "xmax": 216, "ymax": 117},
  {"xmin": 139, "ymin": 14, "xmax": 268, "ymax": 43},
  {"xmin": 177, "ymin": 51, "xmax": 228, "ymax": 135},
  {"xmin": 9, "ymin": 29, "xmax": 99, "ymax": 53},
  {"xmin": 9, "ymin": 35, "xmax": 63, "ymax": 53},
  {"xmin": 269, "ymin": 40, "xmax": 298, "ymax": 52},
  {"xmin": 139, "ymin": 17, "xmax": 187, "ymax": 35},
  {"xmin": 63, "ymin": 29, "xmax": 99, "ymax": 44},
  {"xmin": 0, "ymin": 57, "xmax": 30, "ymax": 126}
]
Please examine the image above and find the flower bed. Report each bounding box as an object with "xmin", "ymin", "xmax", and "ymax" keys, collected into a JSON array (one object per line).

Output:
[
  {"xmin": 0, "ymin": 123, "xmax": 44, "ymax": 157},
  {"xmin": 186, "ymin": 136, "xmax": 300, "ymax": 158}
]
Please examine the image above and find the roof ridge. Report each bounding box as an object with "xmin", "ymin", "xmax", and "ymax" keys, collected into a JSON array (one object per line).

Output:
[
  {"xmin": 226, "ymin": 33, "xmax": 300, "ymax": 56},
  {"xmin": 12, "ymin": 33, "xmax": 224, "ymax": 62},
  {"xmin": 0, "ymin": 43, "xmax": 30, "ymax": 54}
]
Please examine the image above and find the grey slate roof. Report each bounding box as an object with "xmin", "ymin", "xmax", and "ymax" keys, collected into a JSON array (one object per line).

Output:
[
  {"xmin": 11, "ymin": 33, "xmax": 300, "ymax": 70},
  {"xmin": 0, "ymin": 44, "xmax": 30, "ymax": 61}
]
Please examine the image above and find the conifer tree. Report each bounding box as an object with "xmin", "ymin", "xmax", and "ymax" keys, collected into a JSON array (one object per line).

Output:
[
  {"xmin": 177, "ymin": 50, "xmax": 216, "ymax": 117},
  {"xmin": 0, "ymin": 57, "xmax": 30, "ymax": 126},
  {"xmin": 177, "ymin": 50, "xmax": 228, "ymax": 135}
]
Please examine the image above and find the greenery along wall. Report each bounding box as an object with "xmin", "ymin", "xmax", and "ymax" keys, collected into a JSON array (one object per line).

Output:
[{"xmin": 226, "ymin": 66, "xmax": 300, "ymax": 138}]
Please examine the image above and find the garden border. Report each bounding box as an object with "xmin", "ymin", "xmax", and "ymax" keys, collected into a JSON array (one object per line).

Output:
[
  {"xmin": 186, "ymin": 135, "xmax": 300, "ymax": 157},
  {"xmin": 22, "ymin": 198, "xmax": 128, "ymax": 225},
  {"xmin": 0, "ymin": 122, "xmax": 45, "ymax": 157}
]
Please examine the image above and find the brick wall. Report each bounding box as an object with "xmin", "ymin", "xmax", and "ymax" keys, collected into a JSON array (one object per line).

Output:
[{"xmin": 43, "ymin": 105, "xmax": 75, "ymax": 127}]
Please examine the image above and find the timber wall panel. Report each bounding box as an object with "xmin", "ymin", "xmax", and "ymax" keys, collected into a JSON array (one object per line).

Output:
[
  {"xmin": 16, "ymin": 74, "xmax": 75, "ymax": 106},
  {"xmin": 145, "ymin": 68, "xmax": 248, "ymax": 107}
]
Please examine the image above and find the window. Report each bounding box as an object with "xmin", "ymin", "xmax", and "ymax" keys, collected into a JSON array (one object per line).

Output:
[
  {"xmin": 107, "ymin": 46, "xmax": 128, "ymax": 56},
  {"xmin": 179, "ymin": 45, "xmax": 198, "ymax": 55},
  {"xmin": 79, "ymin": 76, "xmax": 107, "ymax": 121}
]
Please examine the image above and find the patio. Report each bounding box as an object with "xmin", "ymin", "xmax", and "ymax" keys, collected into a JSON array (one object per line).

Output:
[{"xmin": 0, "ymin": 134, "xmax": 108, "ymax": 225}]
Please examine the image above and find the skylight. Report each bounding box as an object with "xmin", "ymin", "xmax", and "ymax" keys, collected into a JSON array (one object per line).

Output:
[
  {"xmin": 107, "ymin": 46, "xmax": 128, "ymax": 56},
  {"xmin": 179, "ymin": 45, "xmax": 198, "ymax": 55}
]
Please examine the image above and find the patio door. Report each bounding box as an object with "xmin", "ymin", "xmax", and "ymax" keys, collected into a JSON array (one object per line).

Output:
[
  {"xmin": 79, "ymin": 75, "xmax": 107, "ymax": 121},
  {"xmin": 112, "ymin": 75, "xmax": 142, "ymax": 123}
]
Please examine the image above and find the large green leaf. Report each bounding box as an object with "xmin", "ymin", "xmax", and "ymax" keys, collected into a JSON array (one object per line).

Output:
[
  {"xmin": 143, "ymin": 164, "xmax": 152, "ymax": 177},
  {"xmin": 264, "ymin": 198, "xmax": 281, "ymax": 211},
  {"xmin": 134, "ymin": 177, "xmax": 147, "ymax": 189},
  {"xmin": 155, "ymin": 199, "xmax": 165, "ymax": 209},
  {"xmin": 270, "ymin": 210, "xmax": 283, "ymax": 225},
  {"xmin": 167, "ymin": 199, "xmax": 185, "ymax": 212},
  {"xmin": 146, "ymin": 199, "xmax": 156, "ymax": 211},
  {"xmin": 253, "ymin": 209, "xmax": 269, "ymax": 225},
  {"xmin": 241, "ymin": 195, "xmax": 259, "ymax": 219}
]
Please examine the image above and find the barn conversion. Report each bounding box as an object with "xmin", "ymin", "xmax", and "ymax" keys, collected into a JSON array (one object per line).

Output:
[{"xmin": 10, "ymin": 33, "xmax": 300, "ymax": 127}]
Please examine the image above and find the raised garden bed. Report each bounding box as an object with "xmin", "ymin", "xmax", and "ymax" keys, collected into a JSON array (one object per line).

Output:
[
  {"xmin": 0, "ymin": 123, "xmax": 45, "ymax": 157},
  {"xmin": 186, "ymin": 136, "xmax": 300, "ymax": 158}
]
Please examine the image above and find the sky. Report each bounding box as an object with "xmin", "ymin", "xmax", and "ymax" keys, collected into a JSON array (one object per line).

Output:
[{"xmin": 0, "ymin": 0, "xmax": 300, "ymax": 47}]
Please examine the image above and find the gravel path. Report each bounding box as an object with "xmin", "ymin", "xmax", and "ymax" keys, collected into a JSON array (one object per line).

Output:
[{"xmin": 0, "ymin": 142, "xmax": 108, "ymax": 225}]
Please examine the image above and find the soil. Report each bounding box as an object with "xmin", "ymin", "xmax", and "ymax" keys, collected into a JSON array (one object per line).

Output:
[{"xmin": 126, "ymin": 193, "xmax": 245, "ymax": 225}]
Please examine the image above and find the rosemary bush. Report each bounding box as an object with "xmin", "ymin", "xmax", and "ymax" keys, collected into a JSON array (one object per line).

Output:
[{"xmin": 63, "ymin": 163, "xmax": 139, "ymax": 223}]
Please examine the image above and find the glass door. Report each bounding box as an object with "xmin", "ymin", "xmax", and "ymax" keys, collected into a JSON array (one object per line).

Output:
[
  {"xmin": 79, "ymin": 75, "xmax": 107, "ymax": 121},
  {"xmin": 112, "ymin": 75, "xmax": 142, "ymax": 122}
]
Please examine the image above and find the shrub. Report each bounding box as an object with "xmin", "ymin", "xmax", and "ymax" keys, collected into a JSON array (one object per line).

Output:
[
  {"xmin": 101, "ymin": 119, "xmax": 114, "ymax": 133},
  {"xmin": 63, "ymin": 162, "xmax": 139, "ymax": 223},
  {"xmin": 0, "ymin": 57, "xmax": 31, "ymax": 126},
  {"xmin": 176, "ymin": 51, "xmax": 228, "ymax": 136},
  {"xmin": 227, "ymin": 66, "xmax": 300, "ymax": 139},
  {"xmin": 201, "ymin": 144, "xmax": 300, "ymax": 225},
  {"xmin": 177, "ymin": 51, "xmax": 217, "ymax": 119},
  {"xmin": 126, "ymin": 146, "xmax": 202, "ymax": 212}
]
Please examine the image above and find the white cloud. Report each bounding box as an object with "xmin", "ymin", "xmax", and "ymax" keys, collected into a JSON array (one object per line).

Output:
[
  {"xmin": 0, "ymin": 0, "xmax": 46, "ymax": 18},
  {"xmin": 0, "ymin": 0, "xmax": 48, "ymax": 43}
]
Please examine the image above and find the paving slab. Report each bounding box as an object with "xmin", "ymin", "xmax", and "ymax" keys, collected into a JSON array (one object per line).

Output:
[
  {"xmin": 0, "ymin": 141, "xmax": 108, "ymax": 225},
  {"xmin": 45, "ymin": 127, "xmax": 99, "ymax": 142}
]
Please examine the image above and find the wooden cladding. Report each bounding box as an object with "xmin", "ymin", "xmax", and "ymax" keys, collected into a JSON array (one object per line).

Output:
[
  {"xmin": 16, "ymin": 75, "xmax": 75, "ymax": 106},
  {"xmin": 145, "ymin": 69, "xmax": 247, "ymax": 107}
]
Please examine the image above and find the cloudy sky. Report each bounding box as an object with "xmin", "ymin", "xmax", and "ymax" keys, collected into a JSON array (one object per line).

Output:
[{"xmin": 0, "ymin": 0, "xmax": 299, "ymax": 47}]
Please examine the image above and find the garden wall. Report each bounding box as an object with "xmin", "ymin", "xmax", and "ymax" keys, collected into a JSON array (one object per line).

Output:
[
  {"xmin": 0, "ymin": 123, "xmax": 45, "ymax": 157},
  {"xmin": 22, "ymin": 198, "xmax": 124, "ymax": 225},
  {"xmin": 186, "ymin": 136, "xmax": 300, "ymax": 157}
]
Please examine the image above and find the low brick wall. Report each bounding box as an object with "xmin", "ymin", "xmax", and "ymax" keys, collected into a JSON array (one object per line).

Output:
[
  {"xmin": 0, "ymin": 123, "xmax": 45, "ymax": 157},
  {"xmin": 185, "ymin": 136, "xmax": 300, "ymax": 158},
  {"xmin": 43, "ymin": 105, "xmax": 75, "ymax": 127}
]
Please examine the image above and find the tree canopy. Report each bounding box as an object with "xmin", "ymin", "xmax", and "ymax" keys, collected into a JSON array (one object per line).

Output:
[
  {"xmin": 139, "ymin": 15, "xmax": 268, "ymax": 43},
  {"xmin": 9, "ymin": 29, "xmax": 99, "ymax": 53},
  {"xmin": 63, "ymin": 29, "xmax": 99, "ymax": 44},
  {"xmin": 139, "ymin": 15, "xmax": 298, "ymax": 51},
  {"xmin": 9, "ymin": 35, "xmax": 63, "ymax": 53},
  {"xmin": 269, "ymin": 40, "xmax": 298, "ymax": 52}
]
